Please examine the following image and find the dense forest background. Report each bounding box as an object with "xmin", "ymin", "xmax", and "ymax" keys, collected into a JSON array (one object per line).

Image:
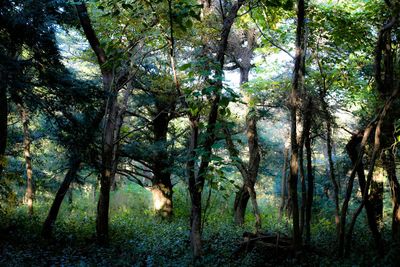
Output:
[{"xmin": 1, "ymin": 0, "xmax": 400, "ymax": 266}]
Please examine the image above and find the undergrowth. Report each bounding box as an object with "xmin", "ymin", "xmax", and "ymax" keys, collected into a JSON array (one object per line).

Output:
[{"xmin": 0, "ymin": 184, "xmax": 397, "ymax": 266}]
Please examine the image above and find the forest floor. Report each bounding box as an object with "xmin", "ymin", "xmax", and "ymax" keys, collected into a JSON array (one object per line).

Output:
[{"xmin": 0, "ymin": 184, "xmax": 397, "ymax": 266}]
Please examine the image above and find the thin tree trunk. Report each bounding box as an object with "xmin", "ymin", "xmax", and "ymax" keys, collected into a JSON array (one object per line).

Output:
[
  {"xmin": 298, "ymin": 101, "xmax": 311, "ymax": 238},
  {"xmin": 346, "ymin": 132, "xmax": 383, "ymax": 255},
  {"xmin": 299, "ymin": 143, "xmax": 306, "ymax": 236},
  {"xmin": 18, "ymin": 105, "xmax": 34, "ymax": 216},
  {"xmin": 42, "ymin": 157, "xmax": 81, "ymax": 238},
  {"xmin": 187, "ymin": 116, "xmax": 201, "ymax": 258},
  {"xmin": 345, "ymin": 122, "xmax": 382, "ymax": 256},
  {"xmin": 186, "ymin": 0, "xmax": 245, "ymax": 258},
  {"xmin": 289, "ymin": 0, "xmax": 306, "ymax": 250},
  {"xmin": 344, "ymin": 85, "xmax": 398, "ymax": 255},
  {"xmin": 304, "ymin": 121, "xmax": 313, "ymax": 245},
  {"xmin": 326, "ymin": 116, "xmax": 340, "ymax": 237},
  {"xmin": 246, "ymin": 111, "xmax": 261, "ymax": 232},
  {"xmin": 279, "ymin": 141, "xmax": 289, "ymax": 220},
  {"xmin": 75, "ymin": 2, "xmax": 116, "ymax": 244},
  {"xmin": 98, "ymin": 87, "xmax": 130, "ymax": 243},
  {"xmin": 338, "ymin": 125, "xmax": 374, "ymax": 256}
]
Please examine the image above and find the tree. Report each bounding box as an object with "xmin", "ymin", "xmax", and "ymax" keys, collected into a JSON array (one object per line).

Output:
[
  {"xmin": 288, "ymin": 0, "xmax": 306, "ymax": 250},
  {"xmin": 183, "ymin": 0, "xmax": 246, "ymax": 258}
]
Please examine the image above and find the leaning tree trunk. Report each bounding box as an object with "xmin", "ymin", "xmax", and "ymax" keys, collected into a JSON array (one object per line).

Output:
[
  {"xmin": 18, "ymin": 104, "xmax": 34, "ymax": 216},
  {"xmin": 344, "ymin": 84, "xmax": 398, "ymax": 256},
  {"xmin": 346, "ymin": 132, "xmax": 383, "ymax": 255},
  {"xmin": 338, "ymin": 125, "xmax": 374, "ymax": 257},
  {"xmin": 345, "ymin": 121, "xmax": 383, "ymax": 256},
  {"xmin": 42, "ymin": 157, "xmax": 81, "ymax": 238}
]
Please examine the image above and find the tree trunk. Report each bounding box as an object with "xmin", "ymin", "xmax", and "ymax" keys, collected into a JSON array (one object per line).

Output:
[
  {"xmin": 42, "ymin": 157, "xmax": 81, "ymax": 238},
  {"xmin": 97, "ymin": 86, "xmax": 130, "ymax": 244},
  {"xmin": 234, "ymin": 185, "xmax": 250, "ymax": 225},
  {"xmin": 96, "ymin": 74, "xmax": 116, "ymax": 244},
  {"xmin": 345, "ymin": 122, "xmax": 382, "ymax": 256},
  {"xmin": 16, "ymin": 104, "xmax": 34, "ymax": 215},
  {"xmin": 384, "ymin": 151, "xmax": 400, "ymax": 240},
  {"xmin": 279, "ymin": 141, "xmax": 289, "ymax": 220},
  {"xmin": 325, "ymin": 116, "xmax": 340, "ymax": 237},
  {"xmin": 338, "ymin": 125, "xmax": 373, "ymax": 256},
  {"xmin": 246, "ymin": 112, "xmax": 261, "ymax": 231},
  {"xmin": 187, "ymin": 116, "xmax": 201, "ymax": 258},
  {"xmin": 289, "ymin": 0, "xmax": 306, "ymax": 250},
  {"xmin": 304, "ymin": 121, "xmax": 313, "ymax": 245},
  {"xmin": 186, "ymin": 0, "xmax": 245, "ymax": 258},
  {"xmin": 370, "ymin": 168, "xmax": 384, "ymax": 227},
  {"xmin": 0, "ymin": 82, "xmax": 7, "ymax": 179},
  {"xmin": 344, "ymin": 84, "xmax": 398, "ymax": 255},
  {"xmin": 151, "ymin": 182, "xmax": 173, "ymax": 218},
  {"xmin": 151, "ymin": 108, "xmax": 173, "ymax": 217},
  {"xmin": 299, "ymin": 143, "xmax": 306, "ymax": 236},
  {"xmin": 75, "ymin": 2, "xmax": 119, "ymax": 245},
  {"xmin": 346, "ymin": 132, "xmax": 383, "ymax": 254},
  {"xmin": 300, "ymin": 98, "xmax": 312, "ymax": 242},
  {"xmin": 190, "ymin": 191, "xmax": 202, "ymax": 259}
]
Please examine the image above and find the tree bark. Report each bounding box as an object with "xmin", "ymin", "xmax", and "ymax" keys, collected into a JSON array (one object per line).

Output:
[
  {"xmin": 289, "ymin": 0, "xmax": 306, "ymax": 250},
  {"xmin": 345, "ymin": 121, "xmax": 383, "ymax": 256},
  {"xmin": 299, "ymin": 97, "xmax": 312, "ymax": 242},
  {"xmin": 246, "ymin": 110, "xmax": 262, "ymax": 232},
  {"xmin": 338, "ymin": 125, "xmax": 373, "ymax": 256},
  {"xmin": 325, "ymin": 111, "xmax": 340, "ymax": 237},
  {"xmin": 279, "ymin": 140, "xmax": 289, "ymax": 220},
  {"xmin": 304, "ymin": 117, "xmax": 313, "ymax": 245},
  {"xmin": 17, "ymin": 104, "xmax": 34, "ymax": 216},
  {"xmin": 187, "ymin": 1, "xmax": 246, "ymax": 258},
  {"xmin": 370, "ymin": 168, "xmax": 384, "ymax": 227},
  {"xmin": 187, "ymin": 0, "xmax": 245, "ymax": 259},
  {"xmin": 42, "ymin": 157, "xmax": 81, "ymax": 238},
  {"xmin": 228, "ymin": 28, "xmax": 260, "ymax": 228},
  {"xmin": 346, "ymin": 132, "xmax": 383, "ymax": 255},
  {"xmin": 151, "ymin": 106, "xmax": 173, "ymax": 217},
  {"xmin": 234, "ymin": 185, "xmax": 250, "ymax": 225},
  {"xmin": 75, "ymin": 2, "xmax": 116, "ymax": 244},
  {"xmin": 299, "ymin": 143, "xmax": 306, "ymax": 236},
  {"xmin": 343, "ymin": 85, "xmax": 399, "ymax": 256}
]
